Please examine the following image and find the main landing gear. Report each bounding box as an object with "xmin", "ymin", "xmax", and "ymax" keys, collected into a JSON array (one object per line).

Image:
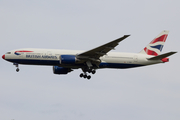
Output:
[
  {"xmin": 13, "ymin": 63, "xmax": 19, "ymax": 72},
  {"xmin": 80, "ymin": 73, "xmax": 91, "ymax": 79},
  {"xmin": 79, "ymin": 69, "xmax": 96, "ymax": 80}
]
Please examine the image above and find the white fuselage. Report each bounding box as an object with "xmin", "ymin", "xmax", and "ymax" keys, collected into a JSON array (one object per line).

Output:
[
  {"xmin": 2, "ymin": 31, "xmax": 174, "ymax": 79},
  {"xmin": 4, "ymin": 48, "xmax": 163, "ymax": 69}
]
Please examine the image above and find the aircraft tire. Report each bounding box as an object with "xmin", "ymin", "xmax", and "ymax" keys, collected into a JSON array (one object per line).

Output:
[
  {"xmin": 92, "ymin": 70, "xmax": 96, "ymax": 74},
  {"xmin": 80, "ymin": 73, "xmax": 83, "ymax": 77},
  {"xmin": 84, "ymin": 74, "xmax": 87, "ymax": 78},
  {"xmin": 16, "ymin": 68, "xmax": 19, "ymax": 72},
  {"xmin": 87, "ymin": 75, "xmax": 91, "ymax": 80}
]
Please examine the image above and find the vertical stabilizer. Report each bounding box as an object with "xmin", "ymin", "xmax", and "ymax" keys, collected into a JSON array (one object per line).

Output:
[{"xmin": 139, "ymin": 30, "xmax": 169, "ymax": 56}]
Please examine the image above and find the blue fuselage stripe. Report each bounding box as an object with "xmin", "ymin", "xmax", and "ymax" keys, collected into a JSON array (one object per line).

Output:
[
  {"xmin": 5, "ymin": 59, "xmax": 144, "ymax": 68},
  {"xmin": 99, "ymin": 63, "xmax": 144, "ymax": 68},
  {"xmin": 6, "ymin": 59, "xmax": 59, "ymax": 65}
]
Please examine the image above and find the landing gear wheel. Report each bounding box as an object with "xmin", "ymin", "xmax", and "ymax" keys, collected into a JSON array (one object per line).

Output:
[
  {"xmin": 16, "ymin": 68, "xmax": 19, "ymax": 72},
  {"xmin": 87, "ymin": 75, "xmax": 91, "ymax": 80},
  {"xmin": 92, "ymin": 70, "xmax": 96, "ymax": 74},
  {"xmin": 84, "ymin": 74, "xmax": 87, "ymax": 78},
  {"xmin": 80, "ymin": 73, "xmax": 83, "ymax": 77}
]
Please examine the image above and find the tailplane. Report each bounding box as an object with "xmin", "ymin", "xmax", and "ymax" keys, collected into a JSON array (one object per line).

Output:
[
  {"xmin": 140, "ymin": 30, "xmax": 169, "ymax": 56},
  {"xmin": 147, "ymin": 52, "xmax": 177, "ymax": 60}
]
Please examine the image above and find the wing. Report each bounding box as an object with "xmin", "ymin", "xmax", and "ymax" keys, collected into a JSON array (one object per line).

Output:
[{"xmin": 77, "ymin": 35, "xmax": 130, "ymax": 59}]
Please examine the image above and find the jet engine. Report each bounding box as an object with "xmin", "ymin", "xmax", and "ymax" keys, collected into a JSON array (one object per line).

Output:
[
  {"xmin": 60, "ymin": 55, "xmax": 77, "ymax": 64},
  {"xmin": 53, "ymin": 66, "xmax": 72, "ymax": 74}
]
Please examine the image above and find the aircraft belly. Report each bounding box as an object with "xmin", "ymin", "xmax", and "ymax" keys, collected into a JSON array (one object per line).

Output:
[{"xmin": 99, "ymin": 62, "xmax": 144, "ymax": 69}]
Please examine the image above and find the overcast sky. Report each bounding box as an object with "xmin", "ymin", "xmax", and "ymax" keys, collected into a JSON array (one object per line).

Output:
[{"xmin": 0, "ymin": 0, "xmax": 180, "ymax": 120}]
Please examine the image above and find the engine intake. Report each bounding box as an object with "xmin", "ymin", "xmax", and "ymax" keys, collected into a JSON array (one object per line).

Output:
[{"xmin": 53, "ymin": 66, "xmax": 72, "ymax": 74}]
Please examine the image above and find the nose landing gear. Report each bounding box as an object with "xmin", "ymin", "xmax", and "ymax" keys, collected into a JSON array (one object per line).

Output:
[{"xmin": 13, "ymin": 63, "xmax": 20, "ymax": 72}]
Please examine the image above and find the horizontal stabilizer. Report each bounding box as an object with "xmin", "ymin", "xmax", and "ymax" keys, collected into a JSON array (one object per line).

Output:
[{"xmin": 148, "ymin": 52, "xmax": 177, "ymax": 60}]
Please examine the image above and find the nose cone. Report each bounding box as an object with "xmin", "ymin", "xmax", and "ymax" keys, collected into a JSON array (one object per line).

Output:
[{"xmin": 2, "ymin": 54, "xmax": 5, "ymax": 59}]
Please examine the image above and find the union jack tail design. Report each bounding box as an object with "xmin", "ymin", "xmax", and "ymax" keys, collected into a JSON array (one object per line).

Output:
[{"xmin": 139, "ymin": 30, "xmax": 169, "ymax": 56}]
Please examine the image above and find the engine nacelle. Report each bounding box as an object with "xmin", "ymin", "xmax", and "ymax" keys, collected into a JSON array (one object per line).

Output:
[
  {"xmin": 60, "ymin": 55, "xmax": 76, "ymax": 64},
  {"xmin": 53, "ymin": 66, "xmax": 72, "ymax": 74}
]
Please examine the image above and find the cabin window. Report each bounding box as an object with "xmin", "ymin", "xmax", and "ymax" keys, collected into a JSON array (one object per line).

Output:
[{"xmin": 6, "ymin": 52, "xmax": 11, "ymax": 54}]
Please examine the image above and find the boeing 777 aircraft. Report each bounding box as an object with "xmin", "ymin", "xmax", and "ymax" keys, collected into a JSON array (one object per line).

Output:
[{"xmin": 2, "ymin": 31, "xmax": 177, "ymax": 79}]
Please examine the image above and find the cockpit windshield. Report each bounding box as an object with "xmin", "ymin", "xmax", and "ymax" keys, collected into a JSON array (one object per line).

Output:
[{"xmin": 6, "ymin": 52, "xmax": 11, "ymax": 54}]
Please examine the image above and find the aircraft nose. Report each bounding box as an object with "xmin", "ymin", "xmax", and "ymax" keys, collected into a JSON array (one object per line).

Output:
[{"xmin": 2, "ymin": 54, "xmax": 5, "ymax": 59}]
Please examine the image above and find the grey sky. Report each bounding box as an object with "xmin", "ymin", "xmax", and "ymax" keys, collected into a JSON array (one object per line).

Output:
[{"xmin": 0, "ymin": 0, "xmax": 180, "ymax": 120}]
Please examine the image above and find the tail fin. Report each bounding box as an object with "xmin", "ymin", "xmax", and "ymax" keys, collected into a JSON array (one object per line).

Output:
[{"xmin": 139, "ymin": 30, "xmax": 169, "ymax": 56}]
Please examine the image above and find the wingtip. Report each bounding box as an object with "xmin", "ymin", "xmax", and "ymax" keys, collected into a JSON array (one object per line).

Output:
[
  {"xmin": 124, "ymin": 35, "xmax": 130, "ymax": 37},
  {"xmin": 172, "ymin": 51, "xmax": 178, "ymax": 54}
]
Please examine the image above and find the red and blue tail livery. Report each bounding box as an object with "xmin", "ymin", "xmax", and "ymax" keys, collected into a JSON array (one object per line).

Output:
[
  {"xmin": 140, "ymin": 30, "xmax": 169, "ymax": 56},
  {"xmin": 2, "ymin": 31, "xmax": 177, "ymax": 79}
]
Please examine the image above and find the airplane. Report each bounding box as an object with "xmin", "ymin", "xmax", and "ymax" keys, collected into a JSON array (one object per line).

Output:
[{"xmin": 2, "ymin": 30, "xmax": 177, "ymax": 79}]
